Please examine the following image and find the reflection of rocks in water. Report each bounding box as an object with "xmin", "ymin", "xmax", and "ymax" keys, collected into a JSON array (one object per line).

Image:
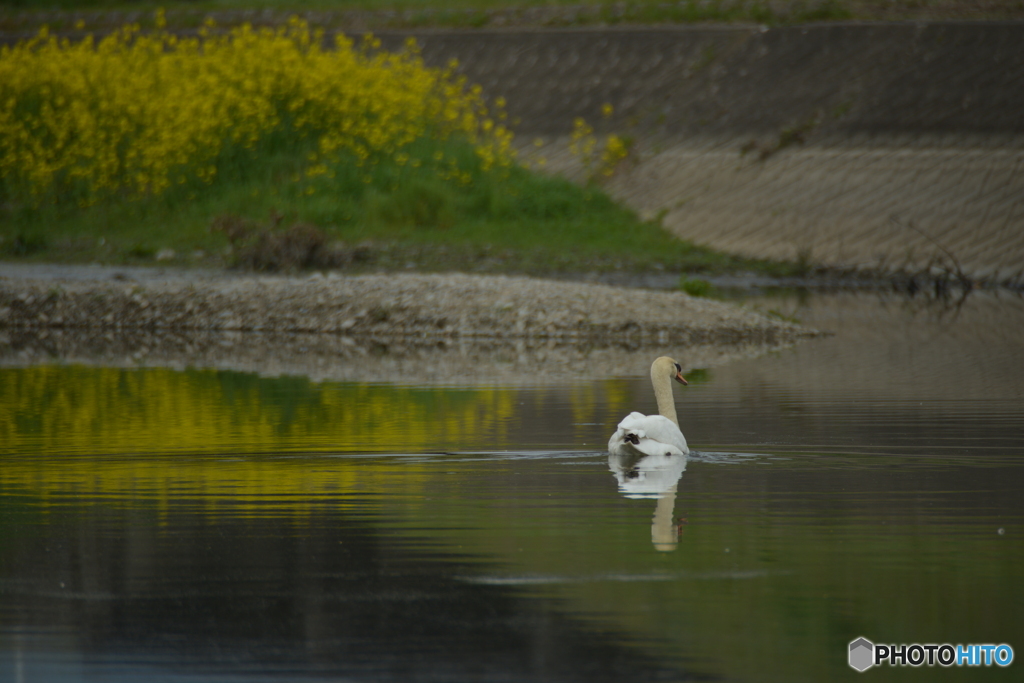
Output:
[
  {"xmin": 727, "ymin": 291, "xmax": 1024, "ymax": 402},
  {"xmin": 0, "ymin": 328, "xmax": 789, "ymax": 385},
  {"xmin": 609, "ymin": 451, "xmax": 687, "ymax": 552}
]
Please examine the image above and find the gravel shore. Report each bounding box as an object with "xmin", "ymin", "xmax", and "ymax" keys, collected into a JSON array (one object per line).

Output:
[
  {"xmin": 0, "ymin": 268, "xmax": 809, "ymax": 344},
  {"xmin": 0, "ymin": 267, "xmax": 816, "ymax": 381}
]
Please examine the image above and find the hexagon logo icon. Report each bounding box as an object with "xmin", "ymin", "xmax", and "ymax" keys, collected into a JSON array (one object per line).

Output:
[{"xmin": 849, "ymin": 637, "xmax": 874, "ymax": 672}]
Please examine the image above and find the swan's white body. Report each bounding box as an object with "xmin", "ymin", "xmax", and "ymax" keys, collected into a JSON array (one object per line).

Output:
[
  {"xmin": 608, "ymin": 411, "xmax": 688, "ymax": 457},
  {"xmin": 608, "ymin": 357, "xmax": 690, "ymax": 457}
]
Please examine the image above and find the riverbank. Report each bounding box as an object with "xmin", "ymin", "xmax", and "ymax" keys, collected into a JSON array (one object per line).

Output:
[
  {"xmin": 0, "ymin": 266, "xmax": 816, "ymax": 382},
  {"xmin": 3, "ymin": 19, "xmax": 1021, "ymax": 289},
  {"xmin": 0, "ymin": 267, "xmax": 807, "ymax": 342}
]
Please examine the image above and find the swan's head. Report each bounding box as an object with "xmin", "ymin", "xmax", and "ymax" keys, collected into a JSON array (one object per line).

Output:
[{"xmin": 653, "ymin": 356, "xmax": 688, "ymax": 386}]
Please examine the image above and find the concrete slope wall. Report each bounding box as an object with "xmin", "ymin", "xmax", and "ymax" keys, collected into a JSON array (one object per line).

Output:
[
  {"xmin": 381, "ymin": 24, "xmax": 1024, "ymax": 278},
  {"xmin": 381, "ymin": 23, "xmax": 1024, "ymax": 137}
]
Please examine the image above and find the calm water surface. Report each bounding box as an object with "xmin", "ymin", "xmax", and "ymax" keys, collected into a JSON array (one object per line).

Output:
[{"xmin": 2, "ymin": 292, "xmax": 1022, "ymax": 682}]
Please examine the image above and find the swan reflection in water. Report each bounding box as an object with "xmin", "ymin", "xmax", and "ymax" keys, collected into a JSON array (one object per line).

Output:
[{"xmin": 609, "ymin": 451, "xmax": 687, "ymax": 551}]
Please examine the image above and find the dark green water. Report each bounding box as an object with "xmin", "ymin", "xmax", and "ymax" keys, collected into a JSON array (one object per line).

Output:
[{"xmin": 1, "ymin": 292, "xmax": 1022, "ymax": 682}]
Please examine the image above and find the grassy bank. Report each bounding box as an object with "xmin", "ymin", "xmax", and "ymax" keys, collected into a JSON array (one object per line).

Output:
[
  {"xmin": 1, "ymin": 137, "xmax": 778, "ymax": 277},
  {"xmin": 0, "ymin": 15, "xmax": 802, "ymax": 279},
  {"xmin": 2, "ymin": 4, "xmax": 1017, "ymax": 283}
]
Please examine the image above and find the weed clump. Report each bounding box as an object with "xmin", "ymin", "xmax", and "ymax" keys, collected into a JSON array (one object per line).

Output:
[
  {"xmin": 562, "ymin": 106, "xmax": 632, "ymax": 182},
  {"xmin": 212, "ymin": 213, "xmax": 371, "ymax": 272},
  {"xmin": 1, "ymin": 231, "xmax": 48, "ymax": 256},
  {"xmin": 680, "ymin": 277, "xmax": 714, "ymax": 297}
]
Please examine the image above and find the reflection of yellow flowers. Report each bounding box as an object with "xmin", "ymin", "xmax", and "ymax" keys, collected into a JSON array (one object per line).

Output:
[
  {"xmin": 0, "ymin": 365, "xmax": 518, "ymax": 457},
  {"xmin": 0, "ymin": 15, "xmax": 514, "ymax": 206},
  {"xmin": 0, "ymin": 365, "xmax": 637, "ymax": 520},
  {"xmin": 0, "ymin": 454, "xmax": 418, "ymax": 522}
]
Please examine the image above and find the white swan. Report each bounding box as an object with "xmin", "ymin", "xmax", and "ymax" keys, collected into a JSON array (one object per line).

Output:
[{"xmin": 607, "ymin": 356, "xmax": 689, "ymax": 457}]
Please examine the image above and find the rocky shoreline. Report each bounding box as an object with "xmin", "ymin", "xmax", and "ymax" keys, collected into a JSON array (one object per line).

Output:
[
  {"xmin": 0, "ymin": 269, "xmax": 809, "ymax": 344},
  {"xmin": 0, "ymin": 268, "xmax": 816, "ymax": 381}
]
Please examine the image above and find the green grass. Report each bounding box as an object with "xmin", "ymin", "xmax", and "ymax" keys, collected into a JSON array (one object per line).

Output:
[
  {"xmin": 0, "ymin": 134, "xmax": 799, "ymax": 277},
  {"xmin": 679, "ymin": 276, "xmax": 715, "ymax": 297}
]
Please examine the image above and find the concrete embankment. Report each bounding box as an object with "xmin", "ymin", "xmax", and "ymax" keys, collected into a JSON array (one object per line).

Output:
[{"xmin": 380, "ymin": 23, "xmax": 1024, "ymax": 279}]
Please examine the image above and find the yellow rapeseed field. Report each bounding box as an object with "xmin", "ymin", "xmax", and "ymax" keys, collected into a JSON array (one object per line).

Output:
[{"xmin": 0, "ymin": 12, "xmax": 514, "ymax": 206}]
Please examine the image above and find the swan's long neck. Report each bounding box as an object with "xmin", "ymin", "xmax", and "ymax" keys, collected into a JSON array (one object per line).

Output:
[{"xmin": 652, "ymin": 366, "xmax": 680, "ymax": 427}]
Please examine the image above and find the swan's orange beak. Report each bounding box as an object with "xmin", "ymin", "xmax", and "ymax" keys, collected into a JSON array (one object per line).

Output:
[{"xmin": 675, "ymin": 372, "xmax": 688, "ymax": 386}]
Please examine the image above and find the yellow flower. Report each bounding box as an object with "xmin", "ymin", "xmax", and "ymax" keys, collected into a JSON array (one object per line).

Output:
[{"xmin": 0, "ymin": 14, "xmax": 514, "ymax": 206}]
